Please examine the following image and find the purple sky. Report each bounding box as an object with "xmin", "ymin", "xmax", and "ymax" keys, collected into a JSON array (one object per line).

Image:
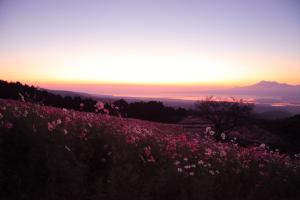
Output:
[{"xmin": 0, "ymin": 0, "xmax": 300, "ymax": 94}]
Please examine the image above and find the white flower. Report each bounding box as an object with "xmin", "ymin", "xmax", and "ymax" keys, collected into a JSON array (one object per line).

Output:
[
  {"xmin": 220, "ymin": 133, "xmax": 226, "ymax": 140},
  {"xmin": 0, "ymin": 113, "xmax": 3, "ymax": 119},
  {"xmin": 198, "ymin": 160, "xmax": 204, "ymax": 165},
  {"xmin": 174, "ymin": 161, "xmax": 180, "ymax": 165},
  {"xmin": 23, "ymin": 110, "xmax": 28, "ymax": 117},
  {"xmin": 209, "ymin": 170, "xmax": 215, "ymax": 175},
  {"xmin": 205, "ymin": 127, "xmax": 211, "ymax": 133},
  {"xmin": 259, "ymin": 143, "xmax": 266, "ymax": 149}
]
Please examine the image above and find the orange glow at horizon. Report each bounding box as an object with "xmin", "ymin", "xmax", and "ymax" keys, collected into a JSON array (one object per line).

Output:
[{"xmin": 2, "ymin": 46, "xmax": 300, "ymax": 88}]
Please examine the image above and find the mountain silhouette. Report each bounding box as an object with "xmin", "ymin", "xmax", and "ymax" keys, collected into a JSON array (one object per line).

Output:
[{"xmin": 240, "ymin": 81, "xmax": 300, "ymax": 90}]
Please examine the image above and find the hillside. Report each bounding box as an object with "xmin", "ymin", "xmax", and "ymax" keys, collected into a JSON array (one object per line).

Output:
[
  {"xmin": 1, "ymin": 99, "xmax": 300, "ymax": 200},
  {"xmin": 0, "ymin": 80, "xmax": 189, "ymax": 123}
]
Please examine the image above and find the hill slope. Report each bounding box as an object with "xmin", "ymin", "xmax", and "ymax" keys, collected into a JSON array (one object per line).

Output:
[{"xmin": 0, "ymin": 99, "xmax": 300, "ymax": 200}]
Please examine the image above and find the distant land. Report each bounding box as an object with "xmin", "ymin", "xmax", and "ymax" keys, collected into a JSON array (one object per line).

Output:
[
  {"xmin": 45, "ymin": 81, "xmax": 300, "ymax": 117},
  {"xmin": 198, "ymin": 81, "xmax": 300, "ymax": 104}
]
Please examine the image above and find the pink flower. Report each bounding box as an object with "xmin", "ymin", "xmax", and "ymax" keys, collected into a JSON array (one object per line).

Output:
[
  {"xmin": 56, "ymin": 119, "xmax": 62, "ymax": 125},
  {"xmin": 103, "ymin": 108, "xmax": 110, "ymax": 115},
  {"xmin": 205, "ymin": 148, "xmax": 213, "ymax": 156},
  {"xmin": 144, "ymin": 146, "xmax": 151, "ymax": 157},
  {"xmin": 148, "ymin": 156, "xmax": 156, "ymax": 163},
  {"xmin": 220, "ymin": 150, "xmax": 227, "ymax": 157},
  {"xmin": 95, "ymin": 101, "xmax": 104, "ymax": 111},
  {"xmin": 48, "ymin": 122, "xmax": 54, "ymax": 131}
]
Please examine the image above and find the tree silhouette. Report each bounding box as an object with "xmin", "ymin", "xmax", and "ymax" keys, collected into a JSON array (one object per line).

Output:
[{"xmin": 195, "ymin": 96, "xmax": 253, "ymax": 139}]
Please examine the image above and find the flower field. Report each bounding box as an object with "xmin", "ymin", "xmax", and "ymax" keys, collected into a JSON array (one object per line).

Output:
[{"xmin": 0, "ymin": 99, "xmax": 300, "ymax": 200}]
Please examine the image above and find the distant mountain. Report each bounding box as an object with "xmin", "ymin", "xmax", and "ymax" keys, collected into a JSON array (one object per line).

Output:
[
  {"xmin": 230, "ymin": 81, "xmax": 300, "ymax": 100},
  {"xmin": 236, "ymin": 81, "xmax": 300, "ymax": 91}
]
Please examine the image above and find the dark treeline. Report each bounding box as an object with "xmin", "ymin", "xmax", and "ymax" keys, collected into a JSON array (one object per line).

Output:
[
  {"xmin": 0, "ymin": 80, "xmax": 98, "ymax": 112},
  {"xmin": 257, "ymin": 115, "xmax": 300, "ymax": 153},
  {"xmin": 114, "ymin": 99, "xmax": 188, "ymax": 123},
  {"xmin": 0, "ymin": 80, "xmax": 188, "ymax": 123}
]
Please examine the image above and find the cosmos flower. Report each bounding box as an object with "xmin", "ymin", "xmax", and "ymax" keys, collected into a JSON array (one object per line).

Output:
[
  {"xmin": 174, "ymin": 161, "xmax": 180, "ymax": 165},
  {"xmin": 205, "ymin": 148, "xmax": 213, "ymax": 156},
  {"xmin": 205, "ymin": 127, "xmax": 211, "ymax": 133},
  {"xmin": 221, "ymin": 133, "xmax": 226, "ymax": 140},
  {"xmin": 259, "ymin": 143, "xmax": 266, "ymax": 149},
  {"xmin": 209, "ymin": 170, "xmax": 215, "ymax": 175},
  {"xmin": 95, "ymin": 101, "xmax": 104, "ymax": 111}
]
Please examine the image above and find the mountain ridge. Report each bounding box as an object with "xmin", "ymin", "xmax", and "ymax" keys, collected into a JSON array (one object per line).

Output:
[{"xmin": 236, "ymin": 81, "xmax": 300, "ymax": 90}]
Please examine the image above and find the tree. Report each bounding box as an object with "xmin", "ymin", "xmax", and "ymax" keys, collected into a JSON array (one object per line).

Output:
[{"xmin": 195, "ymin": 96, "xmax": 253, "ymax": 139}]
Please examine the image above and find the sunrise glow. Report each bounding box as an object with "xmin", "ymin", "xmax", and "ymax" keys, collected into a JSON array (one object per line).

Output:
[{"xmin": 1, "ymin": 0, "xmax": 300, "ymax": 90}]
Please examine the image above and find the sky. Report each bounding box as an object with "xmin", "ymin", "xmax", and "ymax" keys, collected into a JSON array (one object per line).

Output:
[{"xmin": 0, "ymin": 0, "xmax": 300, "ymax": 95}]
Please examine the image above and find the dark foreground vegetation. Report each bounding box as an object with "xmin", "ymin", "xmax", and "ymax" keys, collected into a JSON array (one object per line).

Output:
[
  {"xmin": 0, "ymin": 99, "xmax": 300, "ymax": 200},
  {"xmin": 256, "ymin": 115, "xmax": 300, "ymax": 153}
]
